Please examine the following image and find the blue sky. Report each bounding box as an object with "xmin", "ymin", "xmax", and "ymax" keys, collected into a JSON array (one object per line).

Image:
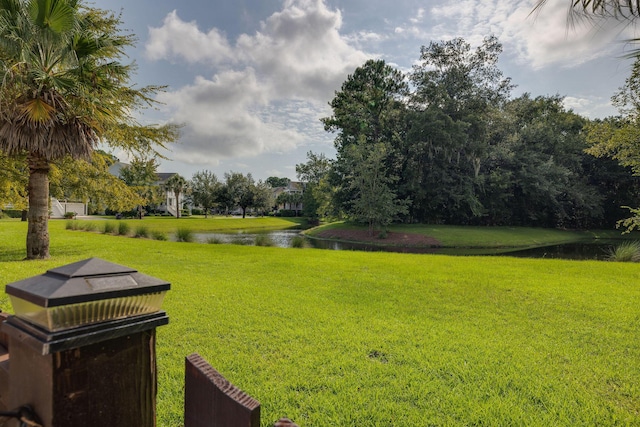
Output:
[{"xmin": 91, "ymin": 0, "xmax": 637, "ymax": 181}]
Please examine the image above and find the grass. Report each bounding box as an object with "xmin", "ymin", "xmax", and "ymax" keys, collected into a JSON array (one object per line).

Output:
[
  {"xmin": 254, "ymin": 234, "xmax": 275, "ymax": 247},
  {"xmin": 307, "ymin": 222, "xmax": 638, "ymax": 251},
  {"xmin": 134, "ymin": 225, "xmax": 149, "ymax": 239},
  {"xmin": 175, "ymin": 227, "xmax": 194, "ymax": 242},
  {"xmin": 606, "ymin": 240, "xmax": 640, "ymax": 262},
  {"xmin": 1, "ymin": 219, "xmax": 639, "ymax": 426}
]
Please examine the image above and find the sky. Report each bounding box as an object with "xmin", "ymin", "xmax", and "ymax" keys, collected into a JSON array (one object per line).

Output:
[{"xmin": 91, "ymin": 0, "xmax": 638, "ymax": 181}]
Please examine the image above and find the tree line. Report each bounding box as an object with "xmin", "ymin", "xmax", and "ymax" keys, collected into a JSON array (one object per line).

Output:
[{"xmin": 297, "ymin": 37, "xmax": 640, "ymax": 233}]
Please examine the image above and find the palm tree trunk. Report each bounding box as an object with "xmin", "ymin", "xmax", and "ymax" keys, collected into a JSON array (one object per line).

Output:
[{"xmin": 26, "ymin": 154, "xmax": 50, "ymax": 259}]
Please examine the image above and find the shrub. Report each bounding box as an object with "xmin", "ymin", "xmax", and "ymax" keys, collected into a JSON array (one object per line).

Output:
[
  {"xmin": 65, "ymin": 221, "xmax": 75, "ymax": 230},
  {"xmin": 117, "ymin": 222, "xmax": 130, "ymax": 236},
  {"xmin": 191, "ymin": 209, "xmax": 203, "ymax": 215},
  {"xmin": 152, "ymin": 231, "xmax": 168, "ymax": 241},
  {"xmin": 176, "ymin": 227, "xmax": 194, "ymax": 242},
  {"xmin": 64, "ymin": 211, "xmax": 77, "ymax": 219},
  {"xmin": 83, "ymin": 222, "xmax": 97, "ymax": 232},
  {"xmin": 606, "ymin": 241, "xmax": 640, "ymax": 262},
  {"xmin": 206, "ymin": 237, "xmax": 223, "ymax": 244},
  {"xmin": 290, "ymin": 235, "xmax": 306, "ymax": 248},
  {"xmin": 103, "ymin": 222, "xmax": 116, "ymax": 234},
  {"xmin": 134, "ymin": 226, "xmax": 149, "ymax": 238},
  {"xmin": 2, "ymin": 209, "xmax": 23, "ymax": 218},
  {"xmin": 254, "ymin": 234, "xmax": 274, "ymax": 247}
]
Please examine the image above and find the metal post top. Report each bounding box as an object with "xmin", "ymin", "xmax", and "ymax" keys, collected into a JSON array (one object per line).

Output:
[{"xmin": 5, "ymin": 258, "xmax": 171, "ymax": 308}]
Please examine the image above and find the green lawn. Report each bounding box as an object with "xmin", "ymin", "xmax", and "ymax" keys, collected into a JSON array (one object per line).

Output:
[{"xmin": 1, "ymin": 219, "xmax": 639, "ymax": 426}]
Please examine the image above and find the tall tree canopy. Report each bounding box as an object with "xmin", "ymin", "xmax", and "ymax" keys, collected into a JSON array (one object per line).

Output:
[{"xmin": 0, "ymin": 0, "xmax": 179, "ymax": 258}]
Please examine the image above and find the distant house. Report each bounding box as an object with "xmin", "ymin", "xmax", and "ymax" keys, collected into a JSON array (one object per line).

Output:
[
  {"xmin": 109, "ymin": 162, "xmax": 184, "ymax": 217},
  {"xmin": 272, "ymin": 181, "xmax": 305, "ymax": 214}
]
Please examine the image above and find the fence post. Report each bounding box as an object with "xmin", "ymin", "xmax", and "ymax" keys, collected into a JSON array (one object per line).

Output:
[
  {"xmin": 184, "ymin": 353, "xmax": 260, "ymax": 427},
  {"xmin": 1, "ymin": 258, "xmax": 170, "ymax": 427}
]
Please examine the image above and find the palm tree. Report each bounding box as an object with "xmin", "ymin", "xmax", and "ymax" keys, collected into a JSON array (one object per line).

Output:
[
  {"xmin": 0, "ymin": 0, "xmax": 179, "ymax": 259},
  {"xmin": 533, "ymin": 0, "xmax": 640, "ymax": 22},
  {"xmin": 164, "ymin": 173, "xmax": 188, "ymax": 218}
]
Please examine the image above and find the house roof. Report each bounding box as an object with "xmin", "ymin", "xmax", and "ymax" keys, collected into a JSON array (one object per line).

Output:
[{"xmin": 156, "ymin": 172, "xmax": 177, "ymax": 183}]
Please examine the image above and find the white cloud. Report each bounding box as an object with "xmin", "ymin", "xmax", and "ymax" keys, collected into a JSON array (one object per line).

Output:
[
  {"xmin": 426, "ymin": 0, "xmax": 636, "ymax": 69},
  {"xmin": 145, "ymin": 10, "xmax": 234, "ymax": 64},
  {"xmin": 157, "ymin": 71, "xmax": 301, "ymax": 162},
  {"xmin": 145, "ymin": 0, "xmax": 370, "ymax": 161},
  {"xmin": 563, "ymin": 95, "xmax": 614, "ymax": 118}
]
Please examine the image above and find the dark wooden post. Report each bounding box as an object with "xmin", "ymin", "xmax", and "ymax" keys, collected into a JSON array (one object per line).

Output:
[
  {"xmin": 1, "ymin": 258, "xmax": 170, "ymax": 427},
  {"xmin": 184, "ymin": 353, "xmax": 260, "ymax": 427}
]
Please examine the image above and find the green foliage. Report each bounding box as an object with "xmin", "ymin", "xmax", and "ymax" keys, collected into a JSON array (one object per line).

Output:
[
  {"xmin": 346, "ymin": 142, "xmax": 408, "ymax": 235},
  {"xmin": 164, "ymin": 174, "xmax": 189, "ymax": 219},
  {"xmin": 117, "ymin": 221, "xmax": 130, "ymax": 236},
  {"xmin": 151, "ymin": 230, "xmax": 168, "ymax": 241},
  {"xmin": 103, "ymin": 222, "xmax": 116, "ymax": 234},
  {"xmin": 0, "ymin": 0, "xmax": 179, "ymax": 258},
  {"xmin": 606, "ymin": 240, "xmax": 640, "ymax": 262},
  {"xmin": 190, "ymin": 170, "xmax": 220, "ymax": 218},
  {"xmin": 175, "ymin": 227, "xmax": 194, "ymax": 242},
  {"xmin": 134, "ymin": 226, "xmax": 149, "ymax": 239},
  {"xmin": 265, "ymin": 176, "xmax": 291, "ymax": 188},
  {"xmin": 290, "ymin": 235, "xmax": 306, "ymax": 248},
  {"xmin": 254, "ymin": 234, "xmax": 274, "ymax": 247}
]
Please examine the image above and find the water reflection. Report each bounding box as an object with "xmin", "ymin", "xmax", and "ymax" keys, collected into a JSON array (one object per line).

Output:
[{"xmin": 193, "ymin": 230, "xmax": 301, "ymax": 247}]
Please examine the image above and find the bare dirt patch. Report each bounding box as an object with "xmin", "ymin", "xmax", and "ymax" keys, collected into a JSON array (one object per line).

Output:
[{"xmin": 315, "ymin": 228, "xmax": 441, "ymax": 247}]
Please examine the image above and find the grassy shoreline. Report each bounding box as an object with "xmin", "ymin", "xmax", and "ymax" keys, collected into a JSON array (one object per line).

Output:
[
  {"xmin": 1, "ymin": 220, "xmax": 639, "ymax": 426},
  {"xmin": 304, "ymin": 221, "xmax": 639, "ymax": 250}
]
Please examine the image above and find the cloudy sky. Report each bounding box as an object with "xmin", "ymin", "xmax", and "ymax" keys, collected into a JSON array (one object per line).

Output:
[{"xmin": 91, "ymin": 0, "xmax": 637, "ymax": 181}]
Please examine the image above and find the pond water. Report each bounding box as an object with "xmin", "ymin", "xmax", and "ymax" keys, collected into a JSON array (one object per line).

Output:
[
  {"xmin": 190, "ymin": 230, "xmax": 620, "ymax": 261},
  {"xmin": 193, "ymin": 230, "xmax": 302, "ymax": 247}
]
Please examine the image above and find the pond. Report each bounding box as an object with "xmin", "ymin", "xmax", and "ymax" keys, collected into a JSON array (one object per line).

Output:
[
  {"xmin": 190, "ymin": 230, "xmax": 621, "ymax": 261},
  {"xmin": 193, "ymin": 230, "xmax": 302, "ymax": 247}
]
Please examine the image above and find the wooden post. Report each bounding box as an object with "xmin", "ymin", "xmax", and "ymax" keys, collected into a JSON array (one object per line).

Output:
[{"xmin": 184, "ymin": 353, "xmax": 260, "ymax": 427}]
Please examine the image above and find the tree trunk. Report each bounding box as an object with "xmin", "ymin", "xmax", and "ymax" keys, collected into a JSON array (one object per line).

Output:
[
  {"xmin": 26, "ymin": 154, "xmax": 51, "ymax": 259},
  {"xmin": 174, "ymin": 191, "xmax": 180, "ymax": 218}
]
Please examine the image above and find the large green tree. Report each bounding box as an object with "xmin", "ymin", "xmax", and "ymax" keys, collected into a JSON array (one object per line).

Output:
[
  {"xmin": 322, "ymin": 59, "xmax": 408, "ymax": 217},
  {"xmin": 51, "ymin": 152, "xmax": 143, "ymax": 215},
  {"xmin": 347, "ymin": 142, "xmax": 407, "ymax": 235},
  {"xmin": 119, "ymin": 156, "xmax": 163, "ymax": 217},
  {"xmin": 296, "ymin": 151, "xmax": 332, "ymax": 219},
  {"xmin": 0, "ymin": 0, "xmax": 179, "ymax": 258},
  {"xmin": 190, "ymin": 170, "xmax": 220, "ymax": 218}
]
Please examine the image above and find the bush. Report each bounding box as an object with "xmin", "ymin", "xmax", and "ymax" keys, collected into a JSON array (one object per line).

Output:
[
  {"xmin": 275, "ymin": 210, "xmax": 297, "ymax": 217},
  {"xmin": 103, "ymin": 222, "xmax": 116, "ymax": 234},
  {"xmin": 2, "ymin": 210, "xmax": 23, "ymax": 218},
  {"xmin": 290, "ymin": 235, "xmax": 306, "ymax": 248},
  {"xmin": 606, "ymin": 241, "xmax": 640, "ymax": 262},
  {"xmin": 176, "ymin": 228, "xmax": 194, "ymax": 242},
  {"xmin": 65, "ymin": 221, "xmax": 75, "ymax": 230},
  {"xmin": 152, "ymin": 231, "xmax": 168, "ymax": 241},
  {"xmin": 83, "ymin": 222, "xmax": 97, "ymax": 232},
  {"xmin": 117, "ymin": 222, "xmax": 130, "ymax": 236},
  {"xmin": 64, "ymin": 211, "xmax": 77, "ymax": 219},
  {"xmin": 206, "ymin": 236, "xmax": 223, "ymax": 244},
  {"xmin": 134, "ymin": 226, "xmax": 149, "ymax": 238},
  {"xmin": 254, "ymin": 234, "xmax": 274, "ymax": 247},
  {"xmin": 191, "ymin": 209, "xmax": 203, "ymax": 215}
]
